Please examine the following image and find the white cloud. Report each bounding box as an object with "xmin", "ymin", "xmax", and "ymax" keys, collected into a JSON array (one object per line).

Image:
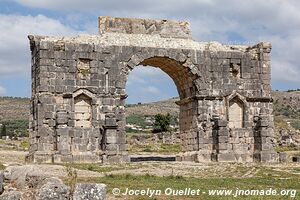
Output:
[
  {"xmin": 0, "ymin": 0, "xmax": 299, "ymax": 98},
  {"xmin": 12, "ymin": 0, "xmax": 300, "ymax": 88},
  {"xmin": 0, "ymin": 86, "xmax": 6, "ymax": 96},
  {"xmin": 0, "ymin": 14, "xmax": 78, "ymax": 76},
  {"xmin": 127, "ymin": 66, "xmax": 171, "ymax": 86},
  {"xmin": 126, "ymin": 66, "xmax": 178, "ymax": 103},
  {"xmin": 133, "ymin": 66, "xmax": 165, "ymax": 77},
  {"xmin": 144, "ymin": 86, "xmax": 161, "ymax": 95}
]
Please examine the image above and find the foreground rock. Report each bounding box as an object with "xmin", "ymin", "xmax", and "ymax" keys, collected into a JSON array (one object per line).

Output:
[
  {"xmin": 36, "ymin": 180, "xmax": 70, "ymax": 200},
  {"xmin": 0, "ymin": 165, "xmax": 107, "ymax": 200},
  {"xmin": 0, "ymin": 191, "xmax": 21, "ymax": 200},
  {"xmin": 73, "ymin": 183, "xmax": 106, "ymax": 200},
  {"xmin": 0, "ymin": 172, "xmax": 3, "ymax": 195}
]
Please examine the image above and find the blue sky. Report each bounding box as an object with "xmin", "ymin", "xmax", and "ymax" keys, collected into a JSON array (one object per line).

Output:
[{"xmin": 0, "ymin": 0, "xmax": 299, "ymax": 103}]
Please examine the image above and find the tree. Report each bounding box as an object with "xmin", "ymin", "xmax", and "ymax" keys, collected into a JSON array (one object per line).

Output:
[
  {"xmin": 0, "ymin": 124, "xmax": 6, "ymax": 137},
  {"xmin": 153, "ymin": 113, "xmax": 171, "ymax": 133}
]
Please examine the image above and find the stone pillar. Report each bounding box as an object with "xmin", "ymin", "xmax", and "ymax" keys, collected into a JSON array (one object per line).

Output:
[
  {"xmin": 195, "ymin": 120, "xmax": 214, "ymax": 162},
  {"xmin": 253, "ymin": 108, "xmax": 278, "ymax": 162},
  {"xmin": 102, "ymin": 112, "xmax": 128, "ymax": 163},
  {"xmin": 213, "ymin": 118, "xmax": 236, "ymax": 162}
]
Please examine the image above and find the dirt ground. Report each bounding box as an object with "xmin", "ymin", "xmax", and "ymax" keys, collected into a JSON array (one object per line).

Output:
[{"xmin": 0, "ymin": 150, "xmax": 300, "ymax": 180}]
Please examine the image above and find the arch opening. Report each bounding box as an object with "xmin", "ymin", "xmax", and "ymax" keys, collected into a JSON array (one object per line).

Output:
[
  {"xmin": 125, "ymin": 56, "xmax": 197, "ymax": 155},
  {"xmin": 139, "ymin": 57, "xmax": 196, "ymax": 100},
  {"xmin": 126, "ymin": 66, "xmax": 178, "ymax": 104}
]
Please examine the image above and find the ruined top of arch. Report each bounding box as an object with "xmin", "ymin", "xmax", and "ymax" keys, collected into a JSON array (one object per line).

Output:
[{"xmin": 98, "ymin": 16, "xmax": 192, "ymax": 39}]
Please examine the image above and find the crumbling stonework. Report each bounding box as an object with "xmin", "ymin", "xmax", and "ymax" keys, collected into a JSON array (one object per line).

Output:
[{"xmin": 27, "ymin": 16, "xmax": 278, "ymax": 163}]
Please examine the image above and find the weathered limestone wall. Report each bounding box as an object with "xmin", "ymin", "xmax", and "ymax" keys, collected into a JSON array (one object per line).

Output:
[
  {"xmin": 98, "ymin": 16, "xmax": 191, "ymax": 39},
  {"xmin": 27, "ymin": 17, "xmax": 278, "ymax": 163}
]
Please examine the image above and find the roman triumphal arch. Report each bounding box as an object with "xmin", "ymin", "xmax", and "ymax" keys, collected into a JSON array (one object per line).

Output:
[{"xmin": 27, "ymin": 17, "xmax": 278, "ymax": 163}]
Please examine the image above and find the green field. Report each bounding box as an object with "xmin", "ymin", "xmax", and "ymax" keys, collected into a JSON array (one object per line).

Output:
[{"xmin": 74, "ymin": 163, "xmax": 300, "ymax": 200}]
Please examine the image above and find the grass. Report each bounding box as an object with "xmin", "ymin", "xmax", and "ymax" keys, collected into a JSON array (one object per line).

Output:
[
  {"xmin": 20, "ymin": 140, "xmax": 29, "ymax": 150},
  {"xmin": 291, "ymin": 121, "xmax": 300, "ymax": 131},
  {"xmin": 274, "ymin": 117, "xmax": 289, "ymax": 130},
  {"xmin": 159, "ymin": 144, "xmax": 181, "ymax": 154},
  {"xmin": 62, "ymin": 163, "xmax": 138, "ymax": 173},
  {"xmin": 275, "ymin": 145, "xmax": 300, "ymax": 152},
  {"xmin": 72, "ymin": 163, "xmax": 300, "ymax": 200},
  {"xmin": 78, "ymin": 171, "xmax": 300, "ymax": 200},
  {"xmin": 0, "ymin": 139, "xmax": 30, "ymax": 151}
]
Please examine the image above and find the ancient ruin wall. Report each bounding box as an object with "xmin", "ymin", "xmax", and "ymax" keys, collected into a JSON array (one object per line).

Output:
[{"xmin": 27, "ymin": 17, "xmax": 278, "ymax": 163}]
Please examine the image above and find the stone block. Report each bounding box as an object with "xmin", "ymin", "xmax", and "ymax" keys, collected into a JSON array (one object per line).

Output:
[
  {"xmin": 233, "ymin": 144, "xmax": 249, "ymax": 151},
  {"xmin": 260, "ymin": 129, "xmax": 273, "ymax": 137},
  {"xmin": 218, "ymin": 143, "xmax": 228, "ymax": 150},
  {"xmin": 0, "ymin": 171, "xmax": 3, "ymax": 195},
  {"xmin": 105, "ymin": 144, "xmax": 118, "ymax": 151},
  {"xmin": 217, "ymin": 153, "xmax": 236, "ymax": 162},
  {"xmin": 258, "ymin": 120, "xmax": 269, "ymax": 127},
  {"xmin": 106, "ymin": 129, "xmax": 117, "ymax": 143},
  {"xmin": 215, "ymin": 120, "xmax": 228, "ymax": 127},
  {"xmin": 73, "ymin": 183, "xmax": 106, "ymax": 200},
  {"xmin": 76, "ymin": 44, "xmax": 94, "ymax": 52},
  {"xmin": 44, "ymin": 112, "xmax": 55, "ymax": 119},
  {"xmin": 261, "ymin": 143, "xmax": 273, "ymax": 151},
  {"xmin": 218, "ymin": 136, "xmax": 229, "ymax": 143},
  {"xmin": 55, "ymin": 86, "xmax": 65, "ymax": 93},
  {"xmin": 259, "ymin": 152, "xmax": 279, "ymax": 162},
  {"xmin": 279, "ymin": 152, "xmax": 288, "ymax": 163},
  {"xmin": 36, "ymin": 181, "xmax": 69, "ymax": 200},
  {"xmin": 0, "ymin": 191, "xmax": 21, "ymax": 200},
  {"xmin": 56, "ymin": 112, "xmax": 68, "ymax": 124},
  {"xmin": 56, "ymin": 128, "xmax": 69, "ymax": 136},
  {"xmin": 196, "ymin": 153, "xmax": 213, "ymax": 162},
  {"xmin": 218, "ymin": 128, "xmax": 229, "ymax": 136},
  {"xmin": 105, "ymin": 118, "xmax": 116, "ymax": 127}
]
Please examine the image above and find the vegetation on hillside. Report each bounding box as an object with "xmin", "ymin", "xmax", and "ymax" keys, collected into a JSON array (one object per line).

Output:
[
  {"xmin": 126, "ymin": 114, "xmax": 149, "ymax": 128},
  {"xmin": 153, "ymin": 113, "xmax": 172, "ymax": 133},
  {"xmin": 286, "ymin": 89, "xmax": 300, "ymax": 92},
  {"xmin": 0, "ymin": 120, "xmax": 29, "ymax": 138},
  {"xmin": 273, "ymin": 97, "xmax": 300, "ymax": 131}
]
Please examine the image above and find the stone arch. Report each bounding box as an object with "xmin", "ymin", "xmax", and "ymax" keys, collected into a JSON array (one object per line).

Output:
[
  {"xmin": 126, "ymin": 52, "xmax": 198, "ymax": 100},
  {"xmin": 27, "ymin": 16, "xmax": 277, "ymax": 163},
  {"xmin": 125, "ymin": 53, "xmax": 200, "ymax": 152}
]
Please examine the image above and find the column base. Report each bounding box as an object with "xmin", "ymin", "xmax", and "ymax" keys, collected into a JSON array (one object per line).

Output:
[
  {"xmin": 253, "ymin": 151, "xmax": 279, "ymax": 162},
  {"xmin": 26, "ymin": 151, "xmax": 129, "ymax": 164}
]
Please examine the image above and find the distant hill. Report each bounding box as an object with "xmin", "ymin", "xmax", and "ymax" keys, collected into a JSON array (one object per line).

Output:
[
  {"xmin": 0, "ymin": 97, "xmax": 30, "ymax": 122},
  {"xmin": 273, "ymin": 91, "xmax": 300, "ymax": 118},
  {"xmin": 126, "ymin": 97, "xmax": 179, "ymax": 117},
  {"xmin": 0, "ymin": 91, "xmax": 299, "ymax": 126},
  {"xmin": 127, "ymin": 91, "xmax": 300, "ymax": 118}
]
